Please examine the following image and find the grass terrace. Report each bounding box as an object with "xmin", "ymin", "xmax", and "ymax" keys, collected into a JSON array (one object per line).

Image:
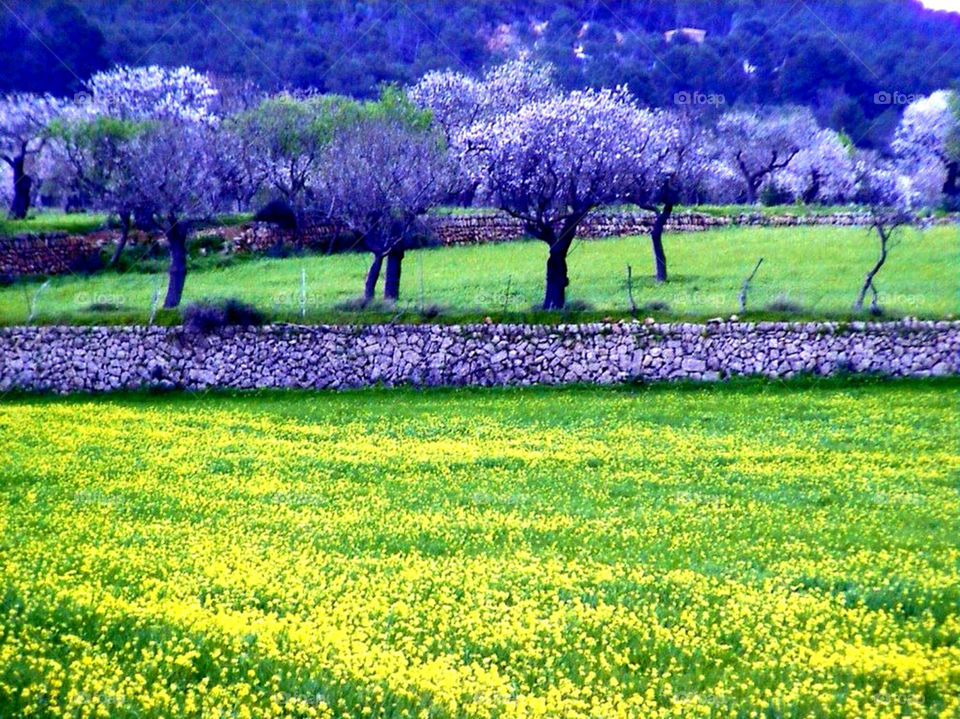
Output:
[{"xmin": 0, "ymin": 223, "xmax": 955, "ymax": 325}]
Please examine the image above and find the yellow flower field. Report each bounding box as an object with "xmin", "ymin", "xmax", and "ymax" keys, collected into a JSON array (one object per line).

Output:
[{"xmin": 0, "ymin": 381, "xmax": 958, "ymax": 718}]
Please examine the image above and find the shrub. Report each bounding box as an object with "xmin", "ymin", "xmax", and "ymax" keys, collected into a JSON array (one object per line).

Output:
[
  {"xmin": 183, "ymin": 299, "xmax": 266, "ymax": 333},
  {"xmin": 759, "ymin": 183, "xmax": 793, "ymax": 207}
]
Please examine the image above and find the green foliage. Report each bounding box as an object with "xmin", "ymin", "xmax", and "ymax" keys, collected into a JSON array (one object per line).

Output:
[
  {"xmin": 362, "ymin": 86, "xmax": 433, "ymax": 132},
  {"xmin": 233, "ymin": 93, "xmax": 360, "ymax": 157}
]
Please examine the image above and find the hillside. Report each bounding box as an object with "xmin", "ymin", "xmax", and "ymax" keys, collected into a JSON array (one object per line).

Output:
[{"xmin": 1, "ymin": 0, "xmax": 959, "ymax": 146}]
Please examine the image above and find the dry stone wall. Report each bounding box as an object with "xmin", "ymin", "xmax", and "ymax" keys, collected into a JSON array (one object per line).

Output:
[
  {"xmin": 1, "ymin": 320, "xmax": 956, "ymax": 394},
  {"xmin": 0, "ymin": 233, "xmax": 102, "ymax": 278}
]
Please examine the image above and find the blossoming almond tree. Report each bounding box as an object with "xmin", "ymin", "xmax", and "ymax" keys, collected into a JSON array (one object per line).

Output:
[
  {"xmin": 408, "ymin": 58, "xmax": 558, "ymax": 144},
  {"xmin": 316, "ymin": 109, "xmax": 454, "ymax": 304},
  {"xmin": 623, "ymin": 108, "xmax": 716, "ymax": 283},
  {"xmin": 892, "ymin": 89, "xmax": 959, "ymax": 206},
  {"xmin": 716, "ymin": 107, "xmax": 819, "ymax": 203},
  {"xmin": 0, "ymin": 93, "xmax": 63, "ymax": 218},
  {"xmin": 409, "ymin": 59, "xmax": 559, "ymax": 206},
  {"xmin": 775, "ymin": 128, "xmax": 856, "ymax": 204},
  {"xmin": 461, "ymin": 87, "xmax": 637, "ymax": 309},
  {"xmin": 85, "ymin": 65, "xmax": 223, "ymax": 307},
  {"xmin": 851, "ymin": 151, "xmax": 938, "ymax": 314}
]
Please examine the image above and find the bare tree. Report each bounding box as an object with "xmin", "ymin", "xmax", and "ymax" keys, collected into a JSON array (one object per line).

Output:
[
  {"xmin": 851, "ymin": 152, "xmax": 929, "ymax": 314},
  {"xmin": 717, "ymin": 107, "xmax": 819, "ymax": 203}
]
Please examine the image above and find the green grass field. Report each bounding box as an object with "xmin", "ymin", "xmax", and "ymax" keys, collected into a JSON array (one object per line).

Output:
[
  {"xmin": 0, "ymin": 211, "xmax": 109, "ymax": 238},
  {"xmin": 1, "ymin": 379, "xmax": 958, "ymax": 717},
  {"xmin": 1, "ymin": 223, "xmax": 957, "ymax": 325}
]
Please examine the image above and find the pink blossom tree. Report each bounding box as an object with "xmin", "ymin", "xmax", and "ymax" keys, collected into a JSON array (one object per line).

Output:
[
  {"xmin": 892, "ymin": 90, "xmax": 959, "ymax": 206},
  {"xmin": 0, "ymin": 93, "xmax": 63, "ymax": 218},
  {"xmin": 716, "ymin": 107, "xmax": 819, "ymax": 203},
  {"xmin": 461, "ymin": 87, "xmax": 637, "ymax": 309}
]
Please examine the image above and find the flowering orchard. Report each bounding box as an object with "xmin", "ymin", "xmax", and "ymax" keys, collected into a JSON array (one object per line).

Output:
[{"xmin": 1, "ymin": 62, "xmax": 957, "ymax": 309}]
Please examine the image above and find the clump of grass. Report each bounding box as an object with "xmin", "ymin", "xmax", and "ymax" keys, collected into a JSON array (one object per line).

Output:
[
  {"xmin": 766, "ymin": 294, "xmax": 805, "ymax": 314},
  {"xmin": 643, "ymin": 300, "xmax": 671, "ymax": 312}
]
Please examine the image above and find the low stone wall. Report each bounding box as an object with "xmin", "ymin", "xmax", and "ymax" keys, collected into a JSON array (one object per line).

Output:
[
  {"xmin": 230, "ymin": 211, "xmax": 960, "ymax": 250},
  {"xmin": 0, "ymin": 233, "xmax": 102, "ymax": 278},
  {"xmin": 1, "ymin": 320, "xmax": 956, "ymax": 394}
]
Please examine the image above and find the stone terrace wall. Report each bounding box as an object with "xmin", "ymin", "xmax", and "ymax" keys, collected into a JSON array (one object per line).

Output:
[
  {"xmin": 0, "ymin": 233, "xmax": 102, "ymax": 278},
  {"xmin": 1, "ymin": 320, "xmax": 956, "ymax": 394},
  {"xmin": 232, "ymin": 211, "xmax": 960, "ymax": 251}
]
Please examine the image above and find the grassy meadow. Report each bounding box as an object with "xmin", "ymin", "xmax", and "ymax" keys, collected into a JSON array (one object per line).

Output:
[
  {"xmin": 0, "ymin": 223, "xmax": 956, "ymax": 325},
  {"xmin": 0, "ymin": 380, "xmax": 958, "ymax": 717}
]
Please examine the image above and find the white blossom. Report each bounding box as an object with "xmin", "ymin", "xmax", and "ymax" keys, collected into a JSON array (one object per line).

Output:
[
  {"xmin": 774, "ymin": 129, "xmax": 856, "ymax": 204},
  {"xmin": 716, "ymin": 107, "xmax": 820, "ymax": 202},
  {"xmin": 86, "ymin": 65, "xmax": 219, "ymax": 124}
]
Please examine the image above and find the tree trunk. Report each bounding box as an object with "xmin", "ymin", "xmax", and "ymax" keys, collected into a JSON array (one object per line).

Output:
[
  {"xmin": 107, "ymin": 211, "xmax": 132, "ymax": 268},
  {"xmin": 8, "ymin": 156, "xmax": 31, "ymax": 220},
  {"xmin": 535, "ymin": 215, "xmax": 586, "ymax": 311},
  {"xmin": 855, "ymin": 227, "xmax": 889, "ymax": 312},
  {"xmin": 363, "ymin": 253, "xmax": 384, "ymax": 305},
  {"xmin": 384, "ymin": 247, "xmax": 404, "ymax": 302},
  {"xmin": 543, "ymin": 246, "xmax": 569, "ymax": 310},
  {"xmin": 163, "ymin": 221, "xmax": 189, "ymax": 309},
  {"xmin": 802, "ymin": 169, "xmax": 821, "ymax": 205},
  {"xmin": 944, "ymin": 160, "xmax": 959, "ymax": 200},
  {"xmin": 650, "ymin": 201, "xmax": 674, "ymax": 283}
]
